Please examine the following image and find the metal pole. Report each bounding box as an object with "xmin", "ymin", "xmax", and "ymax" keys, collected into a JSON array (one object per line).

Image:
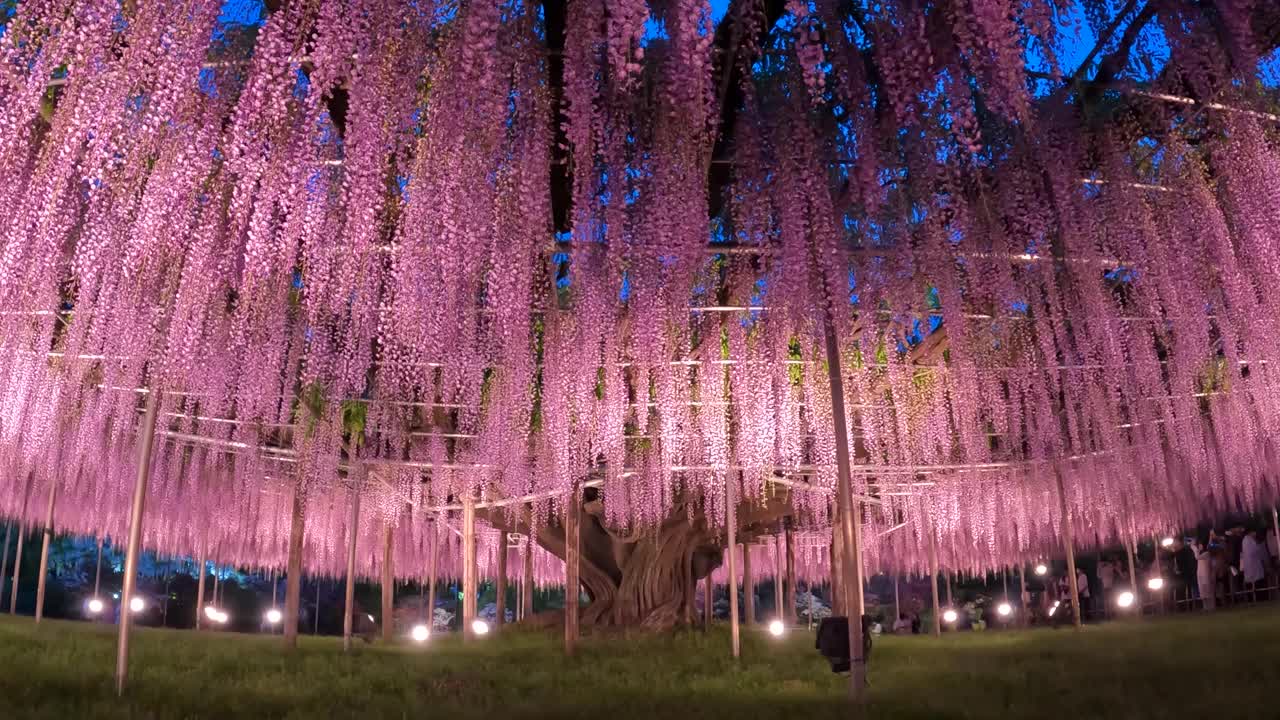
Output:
[
  {"xmin": 726, "ymin": 474, "xmax": 740, "ymax": 659},
  {"xmin": 1019, "ymin": 562, "xmax": 1028, "ymax": 625},
  {"xmin": 381, "ymin": 523, "xmax": 393, "ymax": 642},
  {"xmin": 94, "ymin": 535, "xmax": 104, "ymax": 598},
  {"xmin": 564, "ymin": 485, "xmax": 580, "ymax": 655},
  {"xmin": 1003, "ymin": 567, "xmax": 1009, "ymax": 600},
  {"xmin": 496, "ymin": 531, "xmax": 508, "ymax": 628},
  {"xmin": 742, "ymin": 542, "xmax": 754, "ymax": 627},
  {"xmin": 9, "ymin": 474, "xmax": 33, "ymax": 614},
  {"xmin": 115, "ymin": 386, "xmax": 160, "ymax": 696},
  {"xmin": 35, "ymin": 480, "xmax": 57, "ymax": 624},
  {"xmin": 283, "ymin": 483, "xmax": 305, "ymax": 649},
  {"xmin": 343, "ymin": 479, "xmax": 360, "ymax": 652},
  {"xmin": 1054, "ymin": 466, "xmax": 1083, "ymax": 628},
  {"xmin": 945, "ymin": 569, "xmax": 953, "ymax": 607},
  {"xmin": 315, "ymin": 579, "xmax": 321, "ymax": 635},
  {"xmin": 462, "ymin": 493, "xmax": 477, "ymax": 639}
]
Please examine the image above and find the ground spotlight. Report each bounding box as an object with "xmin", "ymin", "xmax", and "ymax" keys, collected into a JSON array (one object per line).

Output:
[
  {"xmin": 129, "ymin": 597, "xmax": 146, "ymax": 613},
  {"xmin": 86, "ymin": 598, "xmax": 105, "ymax": 615},
  {"xmin": 768, "ymin": 619, "xmax": 786, "ymax": 637},
  {"xmin": 1034, "ymin": 563, "xmax": 1048, "ymax": 576},
  {"xmin": 471, "ymin": 619, "xmax": 490, "ymax": 636},
  {"xmin": 411, "ymin": 624, "xmax": 430, "ymax": 643},
  {"xmin": 204, "ymin": 605, "xmax": 229, "ymax": 624},
  {"xmin": 1116, "ymin": 591, "xmax": 1135, "ymax": 608},
  {"xmin": 942, "ymin": 609, "xmax": 958, "ymax": 624},
  {"xmin": 1048, "ymin": 601, "xmax": 1060, "ymax": 617},
  {"xmin": 1161, "ymin": 537, "xmax": 1174, "ymax": 548},
  {"xmin": 996, "ymin": 602, "xmax": 1012, "ymax": 617},
  {"xmin": 1147, "ymin": 577, "xmax": 1164, "ymax": 591},
  {"xmin": 264, "ymin": 608, "xmax": 282, "ymax": 624}
]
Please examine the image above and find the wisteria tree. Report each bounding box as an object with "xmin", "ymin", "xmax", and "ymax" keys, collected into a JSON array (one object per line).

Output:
[{"xmin": 2, "ymin": 0, "xmax": 1280, "ymax": 632}]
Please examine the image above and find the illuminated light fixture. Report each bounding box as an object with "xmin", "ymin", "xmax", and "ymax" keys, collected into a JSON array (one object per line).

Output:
[
  {"xmin": 1147, "ymin": 577, "xmax": 1165, "ymax": 591},
  {"xmin": 367, "ymin": 614, "xmax": 375, "ymax": 623},
  {"xmin": 1034, "ymin": 564, "xmax": 1048, "ymax": 576},
  {"xmin": 204, "ymin": 605, "xmax": 230, "ymax": 624},
  {"xmin": 942, "ymin": 609, "xmax": 958, "ymax": 624},
  {"xmin": 265, "ymin": 608, "xmax": 282, "ymax": 624},
  {"xmin": 1048, "ymin": 601, "xmax": 1060, "ymax": 617},
  {"xmin": 1116, "ymin": 591, "xmax": 1135, "ymax": 608},
  {"xmin": 1161, "ymin": 537, "xmax": 1175, "ymax": 548},
  {"xmin": 471, "ymin": 619, "xmax": 490, "ymax": 636},
  {"xmin": 411, "ymin": 624, "xmax": 430, "ymax": 643},
  {"xmin": 86, "ymin": 598, "xmax": 105, "ymax": 615},
  {"xmin": 996, "ymin": 603, "xmax": 1012, "ymax": 617},
  {"xmin": 768, "ymin": 619, "xmax": 785, "ymax": 637},
  {"xmin": 129, "ymin": 597, "xmax": 146, "ymax": 613}
]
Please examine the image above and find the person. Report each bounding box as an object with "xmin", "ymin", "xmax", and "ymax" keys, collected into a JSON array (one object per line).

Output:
[
  {"xmin": 1242, "ymin": 528, "xmax": 1268, "ymax": 599},
  {"xmin": 1172, "ymin": 538, "xmax": 1197, "ymax": 610},
  {"xmin": 1075, "ymin": 567, "xmax": 1091, "ymax": 618},
  {"xmin": 1194, "ymin": 535, "xmax": 1216, "ymax": 611},
  {"xmin": 893, "ymin": 613, "xmax": 912, "ymax": 634},
  {"xmin": 1098, "ymin": 557, "xmax": 1117, "ymax": 614}
]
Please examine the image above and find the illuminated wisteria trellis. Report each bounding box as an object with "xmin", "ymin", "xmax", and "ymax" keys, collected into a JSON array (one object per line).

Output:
[{"xmin": 3, "ymin": 0, "xmax": 1280, "ymax": 685}]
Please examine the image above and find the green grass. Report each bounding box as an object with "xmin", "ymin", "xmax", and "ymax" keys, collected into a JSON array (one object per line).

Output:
[{"xmin": 0, "ymin": 608, "xmax": 1276, "ymax": 719}]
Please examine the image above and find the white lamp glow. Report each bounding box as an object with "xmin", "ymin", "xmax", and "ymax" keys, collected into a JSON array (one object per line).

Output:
[
  {"xmin": 265, "ymin": 608, "xmax": 282, "ymax": 624},
  {"xmin": 86, "ymin": 598, "xmax": 104, "ymax": 614},
  {"xmin": 129, "ymin": 597, "xmax": 145, "ymax": 613},
  {"xmin": 1147, "ymin": 577, "xmax": 1164, "ymax": 591},
  {"xmin": 411, "ymin": 624, "xmax": 430, "ymax": 643},
  {"xmin": 1117, "ymin": 591, "xmax": 1135, "ymax": 608},
  {"xmin": 942, "ymin": 609, "xmax": 958, "ymax": 623},
  {"xmin": 1161, "ymin": 537, "xmax": 1175, "ymax": 548},
  {"xmin": 768, "ymin": 619, "xmax": 785, "ymax": 637},
  {"xmin": 996, "ymin": 602, "xmax": 1012, "ymax": 617},
  {"xmin": 214, "ymin": 610, "xmax": 229, "ymax": 624},
  {"xmin": 471, "ymin": 619, "xmax": 490, "ymax": 636},
  {"xmin": 1034, "ymin": 563, "xmax": 1048, "ymax": 576}
]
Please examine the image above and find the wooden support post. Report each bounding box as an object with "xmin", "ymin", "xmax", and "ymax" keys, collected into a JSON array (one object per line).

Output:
[
  {"xmin": 427, "ymin": 514, "xmax": 439, "ymax": 631},
  {"xmin": 945, "ymin": 569, "xmax": 953, "ymax": 607},
  {"xmin": 342, "ymin": 479, "xmax": 360, "ymax": 652},
  {"xmin": 742, "ymin": 542, "xmax": 754, "ymax": 627},
  {"xmin": 34, "ymin": 481, "xmax": 57, "ymax": 624},
  {"xmin": 283, "ymin": 483, "xmax": 306, "ymax": 650},
  {"xmin": 703, "ymin": 575, "xmax": 713, "ymax": 628},
  {"xmin": 784, "ymin": 526, "xmax": 796, "ymax": 625},
  {"xmin": 893, "ymin": 574, "xmax": 900, "ymax": 624},
  {"xmin": 0, "ymin": 523, "xmax": 11, "ymax": 608},
  {"xmin": 496, "ymin": 531, "xmax": 508, "ymax": 628},
  {"xmin": 1126, "ymin": 534, "xmax": 1140, "ymax": 619},
  {"xmin": 522, "ymin": 512, "xmax": 534, "ymax": 621},
  {"xmin": 564, "ymin": 485, "xmax": 580, "ymax": 655},
  {"xmin": 1019, "ymin": 562, "xmax": 1028, "ymax": 626},
  {"xmin": 830, "ymin": 515, "xmax": 844, "ymax": 617},
  {"xmin": 819, "ymin": 272, "xmax": 867, "ymax": 701},
  {"xmin": 774, "ymin": 525, "xmax": 785, "ymax": 621},
  {"xmin": 382, "ymin": 523, "xmax": 394, "ymax": 642},
  {"xmin": 926, "ymin": 517, "xmax": 941, "ymax": 637},
  {"xmin": 8, "ymin": 475, "xmax": 32, "ymax": 615},
  {"xmin": 93, "ymin": 535, "xmax": 104, "ymax": 599},
  {"xmin": 194, "ymin": 548, "xmax": 206, "ymax": 630},
  {"xmin": 726, "ymin": 475, "xmax": 740, "ymax": 659},
  {"xmin": 1054, "ymin": 467, "xmax": 1083, "ymax": 629},
  {"xmin": 115, "ymin": 387, "xmax": 160, "ymax": 695},
  {"xmin": 463, "ymin": 494, "xmax": 477, "ymax": 639}
]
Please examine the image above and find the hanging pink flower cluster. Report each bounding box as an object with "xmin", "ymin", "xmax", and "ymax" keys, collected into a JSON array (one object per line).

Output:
[{"xmin": 2, "ymin": 0, "xmax": 1280, "ymax": 586}]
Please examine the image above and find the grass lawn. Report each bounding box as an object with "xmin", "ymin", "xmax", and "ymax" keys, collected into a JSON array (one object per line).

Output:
[{"xmin": 0, "ymin": 607, "xmax": 1276, "ymax": 719}]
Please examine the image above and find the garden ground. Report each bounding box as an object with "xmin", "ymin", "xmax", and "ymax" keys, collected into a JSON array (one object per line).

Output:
[{"xmin": 0, "ymin": 606, "xmax": 1276, "ymax": 719}]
